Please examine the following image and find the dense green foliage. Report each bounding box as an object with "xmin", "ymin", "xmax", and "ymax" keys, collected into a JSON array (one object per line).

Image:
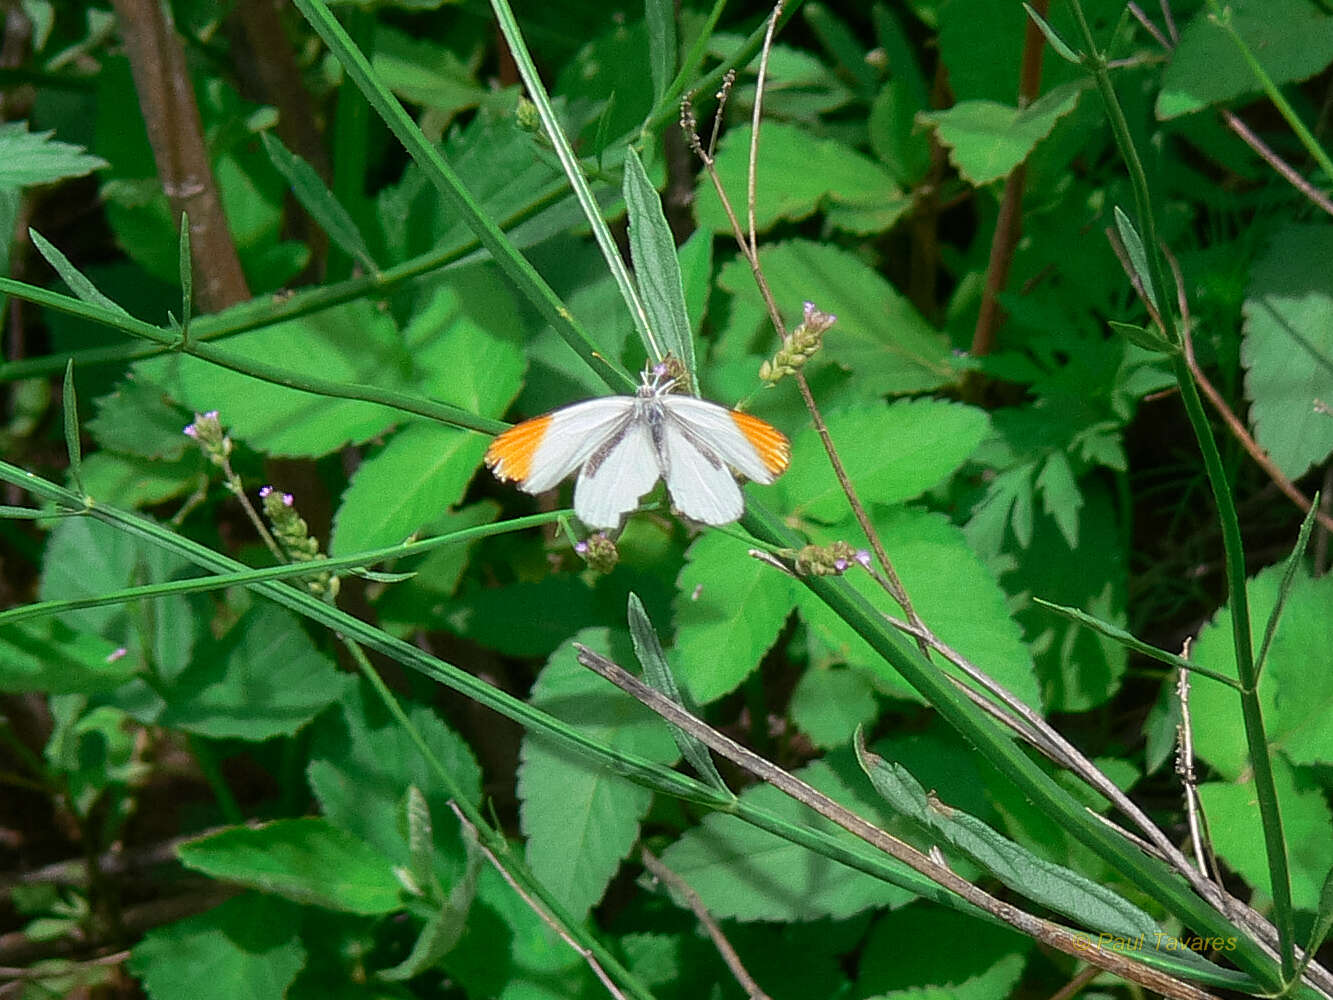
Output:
[{"xmin": 2, "ymin": 1, "xmax": 1332, "ymax": 998}]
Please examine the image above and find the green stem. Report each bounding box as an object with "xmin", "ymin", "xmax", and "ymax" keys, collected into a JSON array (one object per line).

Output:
[
  {"xmin": 0, "ymin": 276, "xmax": 504, "ymax": 435},
  {"xmin": 1073, "ymin": 0, "xmax": 1296, "ymax": 982},
  {"xmin": 1208, "ymin": 1, "xmax": 1333, "ymax": 183},
  {"xmin": 489, "ymin": 0, "xmax": 659, "ymax": 363},
  {"xmin": 0, "ymin": 510, "xmax": 564, "ymax": 627}
]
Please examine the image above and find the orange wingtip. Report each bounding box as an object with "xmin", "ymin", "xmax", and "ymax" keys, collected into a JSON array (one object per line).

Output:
[
  {"xmin": 484, "ymin": 414, "xmax": 552, "ymax": 483},
  {"xmin": 730, "ymin": 410, "xmax": 790, "ymax": 476}
]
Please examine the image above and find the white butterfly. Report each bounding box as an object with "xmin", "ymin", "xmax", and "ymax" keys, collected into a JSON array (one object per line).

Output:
[{"xmin": 485, "ymin": 368, "xmax": 790, "ymax": 529}]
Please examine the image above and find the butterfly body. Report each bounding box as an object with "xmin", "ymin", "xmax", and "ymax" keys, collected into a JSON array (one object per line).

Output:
[{"xmin": 485, "ymin": 373, "xmax": 789, "ymax": 529}]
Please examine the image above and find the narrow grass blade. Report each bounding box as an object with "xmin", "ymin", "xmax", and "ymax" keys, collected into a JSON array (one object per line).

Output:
[
  {"xmin": 261, "ymin": 131, "xmax": 379, "ymax": 275},
  {"xmin": 61, "ymin": 360, "xmax": 83, "ymax": 496},
  {"xmin": 626, "ymin": 592, "xmax": 729, "ymax": 793},
  {"xmin": 29, "ymin": 228, "xmax": 130, "ymax": 317},
  {"xmin": 1254, "ymin": 491, "xmax": 1321, "ymax": 684},
  {"xmin": 1033, "ymin": 597, "xmax": 1239, "ymax": 689}
]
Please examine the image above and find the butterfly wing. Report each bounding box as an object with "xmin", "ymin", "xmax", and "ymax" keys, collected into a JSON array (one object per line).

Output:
[
  {"xmin": 660, "ymin": 419, "xmax": 745, "ymax": 525},
  {"xmin": 573, "ymin": 417, "xmax": 663, "ymax": 529},
  {"xmin": 485, "ymin": 397, "xmax": 635, "ymax": 494},
  {"xmin": 660, "ymin": 396, "xmax": 790, "ymax": 484}
]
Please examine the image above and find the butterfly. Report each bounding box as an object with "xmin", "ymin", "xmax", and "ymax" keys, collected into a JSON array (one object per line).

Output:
[{"xmin": 485, "ymin": 367, "xmax": 789, "ymax": 529}]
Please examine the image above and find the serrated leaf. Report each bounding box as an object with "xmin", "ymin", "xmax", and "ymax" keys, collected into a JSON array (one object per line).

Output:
[
  {"xmin": 716, "ymin": 240, "xmax": 957, "ymax": 395},
  {"xmin": 1189, "ymin": 563, "xmax": 1333, "ymax": 778},
  {"xmin": 518, "ymin": 629, "xmax": 679, "ymax": 919},
  {"xmin": 331, "ymin": 424, "xmax": 489, "ymax": 556},
  {"xmin": 659, "ymin": 754, "xmax": 912, "ymax": 921},
  {"xmin": 1035, "ymin": 449, "xmax": 1082, "ymax": 549},
  {"xmin": 128, "ymin": 894, "xmax": 305, "ymax": 1000},
  {"xmin": 155, "ymin": 604, "xmax": 350, "ymax": 740},
  {"xmin": 1241, "ymin": 224, "xmax": 1333, "ymax": 480},
  {"xmin": 88, "ymin": 376, "xmax": 194, "ymax": 460},
  {"xmin": 134, "ymin": 299, "xmax": 408, "ymax": 458},
  {"xmin": 260, "ymin": 131, "xmax": 377, "ymax": 274},
  {"xmin": 695, "ymin": 123, "xmax": 906, "ymax": 235},
  {"xmin": 672, "ymin": 532, "xmax": 795, "ymax": 703},
  {"xmin": 624, "ymin": 147, "xmax": 696, "ymax": 380},
  {"xmin": 779, "ymin": 399, "xmax": 990, "ymax": 523},
  {"xmin": 308, "ymin": 680, "xmax": 482, "ymax": 881},
  {"xmin": 919, "ymin": 81, "xmax": 1086, "ymax": 187},
  {"xmin": 1158, "ymin": 0, "xmax": 1333, "ymax": 119},
  {"xmin": 798, "ymin": 508, "xmax": 1041, "ymax": 709},
  {"xmin": 0, "ymin": 121, "xmax": 107, "ymax": 189},
  {"xmin": 179, "ymin": 819, "xmax": 402, "ymax": 914}
]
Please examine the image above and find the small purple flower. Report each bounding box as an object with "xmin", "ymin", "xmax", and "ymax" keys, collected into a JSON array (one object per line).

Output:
[{"xmin": 855, "ymin": 549, "xmax": 872, "ymax": 568}]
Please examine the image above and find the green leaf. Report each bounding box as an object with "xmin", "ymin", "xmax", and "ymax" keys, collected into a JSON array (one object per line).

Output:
[
  {"xmin": 868, "ymin": 77, "xmax": 932, "ymax": 186},
  {"xmin": 1241, "ymin": 224, "xmax": 1333, "ymax": 480},
  {"xmin": 658, "ymin": 753, "xmax": 913, "ymax": 921},
  {"xmin": 716, "ymin": 240, "xmax": 957, "ymax": 395},
  {"xmin": 62, "ymin": 360, "xmax": 83, "ymax": 495},
  {"xmin": 87, "ymin": 376, "xmax": 194, "ymax": 460},
  {"xmin": 778, "ymin": 399, "xmax": 990, "ymax": 523},
  {"xmin": 804, "ymin": 3, "xmax": 877, "ymax": 97},
  {"xmin": 76, "ymin": 451, "xmax": 202, "ymax": 509},
  {"xmin": 135, "ymin": 299, "xmax": 408, "ymax": 457},
  {"xmin": 518, "ymin": 629, "xmax": 679, "ymax": 919},
  {"xmin": 1190, "ymin": 563, "xmax": 1333, "ymax": 777},
  {"xmin": 623, "ymin": 147, "xmax": 695, "ymax": 378},
  {"xmin": 179, "ymin": 819, "xmax": 403, "ymax": 914},
  {"xmin": 369, "ymin": 26, "xmax": 491, "ymax": 117},
  {"xmin": 790, "ymin": 665, "xmax": 878, "ymax": 749},
  {"xmin": 1023, "ymin": 3, "xmax": 1081, "ymax": 64},
  {"xmin": 153, "ymin": 604, "xmax": 350, "ymax": 740},
  {"xmin": 672, "ymin": 531, "xmax": 795, "ymax": 703},
  {"xmin": 1158, "ymin": 0, "xmax": 1333, "ymax": 119},
  {"xmin": 39, "ymin": 516, "xmax": 195, "ymax": 674},
  {"xmin": 1034, "ymin": 449, "xmax": 1082, "ymax": 549},
  {"xmin": 858, "ymin": 905, "xmax": 1029, "ymax": 998},
  {"xmin": 918, "ymin": 80, "xmax": 1086, "ymax": 186},
  {"xmin": 29, "ymin": 228, "xmax": 131, "ymax": 317},
  {"xmin": 644, "ymin": 0, "xmax": 676, "ymax": 100},
  {"xmin": 0, "ymin": 620, "xmax": 133, "ymax": 695},
  {"xmin": 380, "ymin": 793, "xmax": 481, "ymax": 980},
  {"xmin": 1109, "ymin": 319, "xmax": 1173, "ymax": 354},
  {"xmin": 128, "ymin": 894, "xmax": 305, "ymax": 1000},
  {"xmin": 797, "ymin": 508, "xmax": 1041, "ymax": 709},
  {"xmin": 444, "ymin": 575, "xmax": 607, "ymax": 658},
  {"xmin": 0, "ymin": 121, "xmax": 107, "ymax": 189},
  {"xmin": 627, "ymin": 592, "xmax": 727, "ymax": 791},
  {"xmin": 178, "ymin": 210, "xmax": 192, "ymax": 334},
  {"xmin": 260, "ymin": 131, "xmax": 377, "ymax": 274},
  {"xmin": 1198, "ymin": 757, "xmax": 1333, "ymax": 912},
  {"xmin": 308, "ymin": 680, "xmax": 482, "ymax": 880},
  {"xmin": 694, "ymin": 123, "xmax": 907, "ymax": 236},
  {"xmin": 857, "ymin": 739, "xmax": 1158, "ymax": 941},
  {"xmin": 331, "ymin": 423, "xmax": 489, "ymax": 556},
  {"xmin": 1113, "ymin": 206, "xmax": 1158, "ymax": 313}
]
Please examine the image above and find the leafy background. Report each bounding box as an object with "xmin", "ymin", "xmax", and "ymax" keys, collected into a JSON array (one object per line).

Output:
[{"xmin": 2, "ymin": 0, "xmax": 1333, "ymax": 998}]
